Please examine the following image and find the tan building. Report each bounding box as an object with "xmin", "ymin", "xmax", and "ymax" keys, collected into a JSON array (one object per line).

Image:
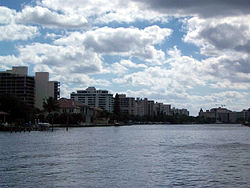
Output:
[{"xmin": 35, "ymin": 72, "xmax": 60, "ymax": 110}]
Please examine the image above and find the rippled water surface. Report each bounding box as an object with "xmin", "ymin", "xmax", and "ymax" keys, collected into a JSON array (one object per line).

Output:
[{"xmin": 1, "ymin": 124, "xmax": 250, "ymax": 187}]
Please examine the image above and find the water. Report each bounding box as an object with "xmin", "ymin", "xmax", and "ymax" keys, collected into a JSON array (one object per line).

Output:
[{"xmin": 0, "ymin": 124, "xmax": 250, "ymax": 187}]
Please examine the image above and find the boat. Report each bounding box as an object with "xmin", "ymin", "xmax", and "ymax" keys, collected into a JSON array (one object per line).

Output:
[
  {"xmin": 243, "ymin": 121, "xmax": 250, "ymax": 127},
  {"xmin": 114, "ymin": 122, "xmax": 120, "ymax": 126},
  {"xmin": 37, "ymin": 122, "xmax": 51, "ymax": 130}
]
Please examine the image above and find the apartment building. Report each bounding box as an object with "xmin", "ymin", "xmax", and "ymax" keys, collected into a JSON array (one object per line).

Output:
[
  {"xmin": 35, "ymin": 72, "xmax": 60, "ymax": 109},
  {"xmin": 118, "ymin": 94, "xmax": 135, "ymax": 115},
  {"xmin": 0, "ymin": 66, "xmax": 60, "ymax": 109},
  {"xmin": 71, "ymin": 87, "xmax": 114, "ymax": 112},
  {"xmin": 0, "ymin": 66, "xmax": 35, "ymax": 107}
]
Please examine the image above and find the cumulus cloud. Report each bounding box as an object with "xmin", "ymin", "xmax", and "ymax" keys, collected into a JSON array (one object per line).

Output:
[
  {"xmin": 40, "ymin": 0, "xmax": 168, "ymax": 24},
  {"xmin": 184, "ymin": 16, "xmax": 250, "ymax": 55},
  {"xmin": 182, "ymin": 15, "xmax": 250, "ymax": 88},
  {"xmin": 0, "ymin": 6, "xmax": 16, "ymax": 24},
  {"xmin": 0, "ymin": 24, "xmax": 39, "ymax": 41},
  {"xmin": 1, "ymin": 1, "xmax": 250, "ymax": 115},
  {"xmin": 113, "ymin": 47, "xmax": 205, "ymax": 91},
  {"xmin": 1, "ymin": 41, "xmax": 110, "ymax": 94},
  {"xmin": 55, "ymin": 26, "xmax": 171, "ymax": 64},
  {"xmin": 0, "ymin": 55, "xmax": 26, "ymax": 70},
  {"xmin": 17, "ymin": 42, "xmax": 103, "ymax": 74},
  {"xmin": 120, "ymin": 59, "xmax": 147, "ymax": 69},
  {"xmin": 0, "ymin": 6, "xmax": 39, "ymax": 41},
  {"xmin": 131, "ymin": 0, "xmax": 250, "ymax": 18},
  {"xmin": 16, "ymin": 6, "xmax": 88, "ymax": 29}
]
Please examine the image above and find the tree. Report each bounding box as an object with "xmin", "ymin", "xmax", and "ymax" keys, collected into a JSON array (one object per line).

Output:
[
  {"xmin": 113, "ymin": 93, "xmax": 120, "ymax": 116},
  {"xmin": 42, "ymin": 97, "xmax": 59, "ymax": 124},
  {"xmin": 43, "ymin": 97, "xmax": 59, "ymax": 114},
  {"xmin": 0, "ymin": 94, "xmax": 34, "ymax": 123}
]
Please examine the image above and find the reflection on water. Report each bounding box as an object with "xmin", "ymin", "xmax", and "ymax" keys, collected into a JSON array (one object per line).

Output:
[{"xmin": 0, "ymin": 124, "xmax": 250, "ymax": 187}]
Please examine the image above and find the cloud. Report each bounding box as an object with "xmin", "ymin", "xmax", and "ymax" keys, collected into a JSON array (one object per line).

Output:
[
  {"xmin": 182, "ymin": 16, "xmax": 250, "ymax": 88},
  {"xmin": 0, "ymin": 55, "xmax": 26, "ymax": 70},
  {"xmin": 40, "ymin": 0, "xmax": 168, "ymax": 24},
  {"xmin": 0, "ymin": 24, "xmax": 39, "ymax": 41},
  {"xmin": 131, "ymin": 0, "xmax": 250, "ymax": 18},
  {"xmin": 184, "ymin": 16, "xmax": 250, "ymax": 55},
  {"xmin": 0, "ymin": 6, "xmax": 39, "ymax": 41},
  {"xmin": 0, "ymin": 41, "xmax": 110, "ymax": 95},
  {"xmin": 113, "ymin": 48, "xmax": 205, "ymax": 90},
  {"xmin": 120, "ymin": 59, "xmax": 147, "ymax": 69},
  {"xmin": 16, "ymin": 6, "xmax": 88, "ymax": 29},
  {"xmin": 55, "ymin": 26, "xmax": 171, "ymax": 64},
  {"xmin": 1, "ymin": 1, "xmax": 249, "ymax": 116},
  {"xmin": 109, "ymin": 63, "xmax": 128, "ymax": 75},
  {"xmin": 0, "ymin": 6, "xmax": 16, "ymax": 24},
  {"xmin": 17, "ymin": 42, "xmax": 103, "ymax": 74}
]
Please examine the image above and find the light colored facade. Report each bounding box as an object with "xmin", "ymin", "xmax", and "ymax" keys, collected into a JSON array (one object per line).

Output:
[
  {"xmin": 134, "ymin": 98, "xmax": 155, "ymax": 116},
  {"xmin": 35, "ymin": 72, "xmax": 60, "ymax": 110},
  {"xmin": 70, "ymin": 87, "xmax": 114, "ymax": 112}
]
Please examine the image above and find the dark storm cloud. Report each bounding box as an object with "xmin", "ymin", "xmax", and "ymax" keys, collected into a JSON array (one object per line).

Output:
[
  {"xmin": 200, "ymin": 23, "xmax": 249, "ymax": 52},
  {"xmin": 132, "ymin": 0, "xmax": 250, "ymax": 17}
]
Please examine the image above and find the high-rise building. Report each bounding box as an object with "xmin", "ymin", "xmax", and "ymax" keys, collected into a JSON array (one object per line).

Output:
[
  {"xmin": 71, "ymin": 87, "xmax": 114, "ymax": 112},
  {"xmin": 172, "ymin": 107, "xmax": 189, "ymax": 116},
  {"xmin": 118, "ymin": 94, "xmax": 135, "ymax": 115},
  {"xmin": 135, "ymin": 98, "xmax": 149, "ymax": 116},
  {"xmin": 153, "ymin": 102, "xmax": 164, "ymax": 116},
  {"xmin": 0, "ymin": 66, "xmax": 60, "ymax": 109},
  {"xmin": 35, "ymin": 72, "xmax": 60, "ymax": 109},
  {"xmin": 0, "ymin": 66, "xmax": 35, "ymax": 107},
  {"xmin": 148, "ymin": 100, "xmax": 155, "ymax": 116},
  {"xmin": 163, "ymin": 104, "xmax": 171, "ymax": 116}
]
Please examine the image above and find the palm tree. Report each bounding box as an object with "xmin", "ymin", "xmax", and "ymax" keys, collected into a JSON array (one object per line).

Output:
[{"xmin": 43, "ymin": 97, "xmax": 59, "ymax": 114}]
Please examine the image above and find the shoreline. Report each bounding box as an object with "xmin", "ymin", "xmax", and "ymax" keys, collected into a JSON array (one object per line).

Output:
[{"xmin": 1, "ymin": 122, "xmax": 247, "ymax": 132}]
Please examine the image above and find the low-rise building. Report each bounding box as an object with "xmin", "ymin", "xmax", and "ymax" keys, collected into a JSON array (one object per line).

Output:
[
  {"xmin": 58, "ymin": 98, "xmax": 81, "ymax": 114},
  {"xmin": 58, "ymin": 98, "xmax": 104, "ymax": 125}
]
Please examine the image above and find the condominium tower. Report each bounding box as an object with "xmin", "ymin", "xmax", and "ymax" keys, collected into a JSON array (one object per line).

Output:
[
  {"xmin": 0, "ymin": 66, "xmax": 60, "ymax": 109},
  {"xmin": 0, "ymin": 66, "xmax": 35, "ymax": 107},
  {"xmin": 35, "ymin": 72, "xmax": 60, "ymax": 109},
  {"xmin": 71, "ymin": 87, "xmax": 114, "ymax": 112}
]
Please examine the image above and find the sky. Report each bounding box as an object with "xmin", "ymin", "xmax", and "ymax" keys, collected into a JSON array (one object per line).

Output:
[{"xmin": 0, "ymin": 0, "xmax": 250, "ymax": 115}]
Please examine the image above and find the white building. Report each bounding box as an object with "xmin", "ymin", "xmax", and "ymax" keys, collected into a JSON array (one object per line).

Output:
[
  {"xmin": 35, "ymin": 72, "xmax": 60, "ymax": 110},
  {"xmin": 70, "ymin": 87, "xmax": 114, "ymax": 112}
]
